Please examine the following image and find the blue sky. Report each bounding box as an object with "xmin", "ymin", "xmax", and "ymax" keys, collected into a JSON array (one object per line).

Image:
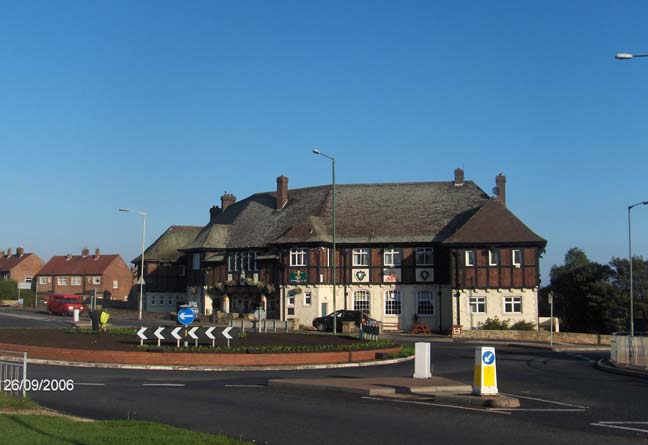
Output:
[{"xmin": 1, "ymin": 1, "xmax": 647, "ymax": 283}]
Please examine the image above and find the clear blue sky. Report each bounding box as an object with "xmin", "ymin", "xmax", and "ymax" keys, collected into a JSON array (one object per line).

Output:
[{"xmin": 2, "ymin": 0, "xmax": 647, "ymax": 284}]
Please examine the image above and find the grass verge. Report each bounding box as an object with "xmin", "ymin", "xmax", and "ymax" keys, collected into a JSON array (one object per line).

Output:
[
  {"xmin": 138, "ymin": 340, "xmax": 400, "ymax": 353},
  {"xmin": 0, "ymin": 392, "xmax": 38, "ymax": 410}
]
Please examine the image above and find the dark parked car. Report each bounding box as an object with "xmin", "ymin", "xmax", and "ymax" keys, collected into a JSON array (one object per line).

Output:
[{"xmin": 312, "ymin": 310, "xmax": 377, "ymax": 332}]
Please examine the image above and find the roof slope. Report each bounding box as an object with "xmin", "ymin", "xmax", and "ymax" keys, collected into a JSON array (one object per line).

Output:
[
  {"xmin": 38, "ymin": 255, "xmax": 121, "ymax": 275},
  {"xmin": 442, "ymin": 200, "xmax": 546, "ymax": 245},
  {"xmin": 132, "ymin": 225, "xmax": 202, "ymax": 264},
  {"xmin": 0, "ymin": 254, "xmax": 33, "ymax": 272},
  {"xmin": 181, "ymin": 181, "xmax": 493, "ymax": 249}
]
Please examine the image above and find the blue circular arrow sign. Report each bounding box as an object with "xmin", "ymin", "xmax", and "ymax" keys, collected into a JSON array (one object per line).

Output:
[
  {"xmin": 482, "ymin": 350, "xmax": 495, "ymax": 365},
  {"xmin": 177, "ymin": 308, "xmax": 195, "ymax": 326}
]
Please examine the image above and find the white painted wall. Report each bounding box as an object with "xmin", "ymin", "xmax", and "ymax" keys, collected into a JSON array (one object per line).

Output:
[{"xmin": 455, "ymin": 288, "xmax": 539, "ymax": 330}]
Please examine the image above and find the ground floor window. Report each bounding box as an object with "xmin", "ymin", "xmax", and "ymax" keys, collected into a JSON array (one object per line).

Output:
[
  {"xmin": 470, "ymin": 296, "xmax": 486, "ymax": 314},
  {"xmin": 384, "ymin": 291, "xmax": 401, "ymax": 315},
  {"xmin": 416, "ymin": 290, "xmax": 434, "ymax": 315},
  {"xmin": 504, "ymin": 296, "xmax": 522, "ymax": 313},
  {"xmin": 353, "ymin": 290, "xmax": 370, "ymax": 313}
]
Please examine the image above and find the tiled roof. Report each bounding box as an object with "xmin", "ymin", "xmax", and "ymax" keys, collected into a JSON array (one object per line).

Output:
[
  {"xmin": 0, "ymin": 253, "xmax": 33, "ymax": 273},
  {"xmin": 131, "ymin": 225, "xmax": 202, "ymax": 264},
  {"xmin": 38, "ymin": 255, "xmax": 121, "ymax": 275},
  {"xmin": 442, "ymin": 199, "xmax": 546, "ymax": 245},
  {"xmin": 180, "ymin": 180, "xmax": 520, "ymax": 249}
]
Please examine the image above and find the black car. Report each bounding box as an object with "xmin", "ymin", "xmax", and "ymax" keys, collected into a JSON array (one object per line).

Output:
[{"xmin": 312, "ymin": 310, "xmax": 376, "ymax": 332}]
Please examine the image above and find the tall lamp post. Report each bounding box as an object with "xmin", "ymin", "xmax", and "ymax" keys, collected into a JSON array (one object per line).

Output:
[
  {"xmin": 312, "ymin": 149, "xmax": 337, "ymax": 334},
  {"xmin": 628, "ymin": 202, "xmax": 648, "ymax": 337},
  {"xmin": 119, "ymin": 208, "xmax": 147, "ymax": 321}
]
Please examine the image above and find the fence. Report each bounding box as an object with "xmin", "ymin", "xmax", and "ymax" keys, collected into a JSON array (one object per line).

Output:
[
  {"xmin": 611, "ymin": 333, "xmax": 648, "ymax": 369},
  {"xmin": 0, "ymin": 350, "xmax": 27, "ymax": 398},
  {"xmin": 228, "ymin": 319, "xmax": 295, "ymax": 333}
]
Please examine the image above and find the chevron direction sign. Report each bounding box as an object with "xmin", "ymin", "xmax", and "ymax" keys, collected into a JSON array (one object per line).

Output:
[{"xmin": 135, "ymin": 326, "xmax": 239, "ymax": 348}]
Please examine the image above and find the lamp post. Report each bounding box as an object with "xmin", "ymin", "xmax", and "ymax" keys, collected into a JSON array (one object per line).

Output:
[
  {"xmin": 628, "ymin": 202, "xmax": 648, "ymax": 337},
  {"xmin": 119, "ymin": 208, "xmax": 147, "ymax": 321},
  {"xmin": 312, "ymin": 149, "xmax": 337, "ymax": 334},
  {"xmin": 615, "ymin": 53, "xmax": 648, "ymax": 60}
]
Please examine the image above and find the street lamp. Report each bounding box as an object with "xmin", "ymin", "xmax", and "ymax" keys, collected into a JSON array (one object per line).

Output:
[
  {"xmin": 628, "ymin": 202, "xmax": 648, "ymax": 337},
  {"xmin": 312, "ymin": 149, "xmax": 337, "ymax": 334},
  {"xmin": 119, "ymin": 208, "xmax": 147, "ymax": 321},
  {"xmin": 615, "ymin": 53, "xmax": 648, "ymax": 60}
]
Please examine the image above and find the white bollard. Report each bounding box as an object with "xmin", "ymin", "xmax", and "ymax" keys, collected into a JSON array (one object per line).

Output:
[
  {"xmin": 473, "ymin": 346, "xmax": 498, "ymax": 395},
  {"xmin": 73, "ymin": 309, "xmax": 80, "ymax": 322},
  {"xmin": 413, "ymin": 342, "xmax": 432, "ymax": 379}
]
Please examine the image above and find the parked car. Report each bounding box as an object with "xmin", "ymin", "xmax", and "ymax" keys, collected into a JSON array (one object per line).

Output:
[
  {"xmin": 312, "ymin": 310, "xmax": 377, "ymax": 332},
  {"xmin": 47, "ymin": 294, "xmax": 84, "ymax": 316}
]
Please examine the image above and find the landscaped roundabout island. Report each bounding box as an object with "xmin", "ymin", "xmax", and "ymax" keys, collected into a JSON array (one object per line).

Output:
[{"xmin": 0, "ymin": 329, "xmax": 409, "ymax": 368}]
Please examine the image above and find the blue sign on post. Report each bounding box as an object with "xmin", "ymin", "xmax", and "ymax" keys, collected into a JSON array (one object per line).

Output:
[
  {"xmin": 177, "ymin": 308, "xmax": 195, "ymax": 326},
  {"xmin": 482, "ymin": 350, "xmax": 495, "ymax": 365}
]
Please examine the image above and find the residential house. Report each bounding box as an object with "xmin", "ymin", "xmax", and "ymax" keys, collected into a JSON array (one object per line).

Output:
[
  {"xmin": 0, "ymin": 247, "xmax": 45, "ymax": 286},
  {"xmin": 36, "ymin": 248, "xmax": 133, "ymax": 300},
  {"xmin": 140, "ymin": 169, "xmax": 546, "ymax": 331}
]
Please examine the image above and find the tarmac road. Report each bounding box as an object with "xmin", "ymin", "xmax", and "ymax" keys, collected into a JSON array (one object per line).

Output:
[{"xmin": 22, "ymin": 342, "xmax": 648, "ymax": 445}]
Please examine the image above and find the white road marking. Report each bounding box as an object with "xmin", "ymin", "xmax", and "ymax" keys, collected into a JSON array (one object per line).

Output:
[
  {"xmin": 224, "ymin": 384, "xmax": 265, "ymax": 388},
  {"xmin": 565, "ymin": 352, "xmax": 595, "ymax": 363},
  {"xmin": 361, "ymin": 396, "xmax": 511, "ymax": 415},
  {"xmin": 598, "ymin": 421, "xmax": 648, "ymax": 425},
  {"xmin": 142, "ymin": 383, "xmax": 185, "ymax": 387},
  {"xmin": 491, "ymin": 408, "xmax": 586, "ymax": 412},
  {"xmin": 75, "ymin": 383, "xmax": 105, "ymax": 386},
  {"xmin": 592, "ymin": 422, "xmax": 648, "ymax": 434},
  {"xmin": 501, "ymin": 393, "xmax": 588, "ymax": 409}
]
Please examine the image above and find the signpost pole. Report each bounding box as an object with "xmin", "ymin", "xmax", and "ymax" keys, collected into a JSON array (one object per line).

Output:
[{"xmin": 549, "ymin": 292, "xmax": 554, "ymax": 349}]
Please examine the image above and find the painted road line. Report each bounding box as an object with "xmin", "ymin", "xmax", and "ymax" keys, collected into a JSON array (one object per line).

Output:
[
  {"xmin": 592, "ymin": 422, "xmax": 648, "ymax": 434},
  {"xmin": 565, "ymin": 352, "xmax": 595, "ymax": 363},
  {"xmin": 361, "ymin": 396, "xmax": 511, "ymax": 415},
  {"xmin": 598, "ymin": 421, "xmax": 648, "ymax": 424},
  {"xmin": 501, "ymin": 393, "xmax": 588, "ymax": 409},
  {"xmin": 141, "ymin": 383, "xmax": 185, "ymax": 387},
  {"xmin": 224, "ymin": 384, "xmax": 265, "ymax": 388}
]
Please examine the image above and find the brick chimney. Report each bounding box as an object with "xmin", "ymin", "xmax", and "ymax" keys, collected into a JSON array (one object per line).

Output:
[
  {"xmin": 0, "ymin": 250, "xmax": 4, "ymax": 258},
  {"xmin": 495, "ymin": 173, "xmax": 506, "ymax": 207},
  {"xmin": 17, "ymin": 247, "xmax": 24, "ymax": 257},
  {"xmin": 7, "ymin": 248, "xmax": 12, "ymax": 257},
  {"xmin": 221, "ymin": 193, "xmax": 236, "ymax": 211},
  {"xmin": 94, "ymin": 248, "xmax": 100, "ymax": 260},
  {"xmin": 209, "ymin": 205, "xmax": 222, "ymax": 223},
  {"xmin": 454, "ymin": 168, "xmax": 464, "ymax": 186},
  {"xmin": 276, "ymin": 175, "xmax": 288, "ymax": 210},
  {"xmin": 82, "ymin": 247, "xmax": 89, "ymax": 257}
]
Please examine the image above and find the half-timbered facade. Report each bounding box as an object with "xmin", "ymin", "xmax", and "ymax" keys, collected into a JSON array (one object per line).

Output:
[{"xmin": 140, "ymin": 169, "xmax": 546, "ymax": 332}]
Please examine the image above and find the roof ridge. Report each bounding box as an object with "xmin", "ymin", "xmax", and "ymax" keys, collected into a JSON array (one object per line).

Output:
[{"xmin": 251, "ymin": 180, "xmax": 480, "ymax": 196}]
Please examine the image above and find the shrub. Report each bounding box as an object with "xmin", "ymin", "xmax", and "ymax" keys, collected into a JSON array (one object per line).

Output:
[
  {"xmin": 510, "ymin": 320, "xmax": 536, "ymax": 331},
  {"xmin": 237, "ymin": 330, "xmax": 247, "ymax": 339},
  {"xmin": 480, "ymin": 316, "xmax": 510, "ymax": 330}
]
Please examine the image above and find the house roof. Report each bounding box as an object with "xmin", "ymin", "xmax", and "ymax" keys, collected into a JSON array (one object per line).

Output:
[
  {"xmin": 180, "ymin": 180, "xmax": 511, "ymax": 250},
  {"xmin": 38, "ymin": 254, "xmax": 121, "ymax": 275},
  {"xmin": 0, "ymin": 253, "xmax": 34, "ymax": 273},
  {"xmin": 442, "ymin": 199, "xmax": 546, "ymax": 246},
  {"xmin": 131, "ymin": 225, "xmax": 202, "ymax": 264}
]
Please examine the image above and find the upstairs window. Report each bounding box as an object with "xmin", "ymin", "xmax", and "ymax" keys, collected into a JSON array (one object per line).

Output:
[
  {"xmin": 192, "ymin": 253, "xmax": 201, "ymax": 270},
  {"xmin": 352, "ymin": 249, "xmax": 369, "ymax": 266},
  {"xmin": 113, "ymin": 280, "xmax": 119, "ymax": 289},
  {"xmin": 57, "ymin": 277, "xmax": 68, "ymax": 286},
  {"xmin": 383, "ymin": 249, "xmax": 402, "ymax": 267},
  {"xmin": 465, "ymin": 250, "xmax": 475, "ymax": 267},
  {"xmin": 39, "ymin": 276, "xmax": 47, "ymax": 285},
  {"xmin": 71, "ymin": 276, "xmax": 82, "ymax": 286},
  {"xmin": 488, "ymin": 249, "xmax": 499, "ymax": 266},
  {"xmin": 92, "ymin": 276, "xmax": 101, "ymax": 285},
  {"xmin": 512, "ymin": 250, "xmax": 522, "ymax": 267},
  {"xmin": 24, "ymin": 276, "xmax": 33, "ymax": 283},
  {"xmin": 415, "ymin": 248, "xmax": 434, "ymax": 266},
  {"xmin": 290, "ymin": 249, "xmax": 307, "ymax": 266}
]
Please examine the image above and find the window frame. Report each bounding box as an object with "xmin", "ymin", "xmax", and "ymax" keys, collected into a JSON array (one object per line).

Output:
[
  {"xmin": 512, "ymin": 249, "xmax": 522, "ymax": 267},
  {"xmin": 57, "ymin": 276, "xmax": 68, "ymax": 286},
  {"xmin": 303, "ymin": 292, "xmax": 312, "ymax": 306},
  {"xmin": 488, "ymin": 249, "xmax": 499, "ymax": 266},
  {"xmin": 503, "ymin": 296, "xmax": 522, "ymax": 314},
  {"xmin": 192, "ymin": 253, "xmax": 201, "ymax": 271},
  {"xmin": 112, "ymin": 280, "xmax": 119, "ymax": 289},
  {"xmin": 290, "ymin": 248, "xmax": 308, "ymax": 267},
  {"xmin": 287, "ymin": 294, "xmax": 295, "ymax": 306},
  {"xmin": 353, "ymin": 290, "xmax": 371, "ymax": 313},
  {"xmin": 92, "ymin": 276, "xmax": 101, "ymax": 285},
  {"xmin": 469, "ymin": 296, "xmax": 486, "ymax": 314},
  {"xmin": 352, "ymin": 248, "xmax": 369, "ymax": 267},
  {"xmin": 71, "ymin": 276, "xmax": 82, "ymax": 286},
  {"xmin": 415, "ymin": 248, "xmax": 434, "ymax": 266},
  {"xmin": 39, "ymin": 276, "xmax": 47, "ymax": 285},
  {"xmin": 383, "ymin": 248, "xmax": 402, "ymax": 267},
  {"xmin": 384, "ymin": 290, "xmax": 402, "ymax": 315},
  {"xmin": 416, "ymin": 290, "xmax": 434, "ymax": 315},
  {"xmin": 465, "ymin": 250, "xmax": 476, "ymax": 267}
]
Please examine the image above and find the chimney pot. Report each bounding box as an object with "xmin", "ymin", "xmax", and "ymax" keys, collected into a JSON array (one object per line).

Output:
[
  {"xmin": 94, "ymin": 248, "xmax": 100, "ymax": 259},
  {"xmin": 82, "ymin": 248, "xmax": 89, "ymax": 257},
  {"xmin": 66, "ymin": 254, "xmax": 72, "ymax": 261},
  {"xmin": 221, "ymin": 193, "xmax": 236, "ymax": 211},
  {"xmin": 276, "ymin": 175, "xmax": 288, "ymax": 210},
  {"xmin": 7, "ymin": 248, "xmax": 12, "ymax": 257},
  {"xmin": 209, "ymin": 205, "xmax": 222, "ymax": 223},
  {"xmin": 495, "ymin": 173, "xmax": 507, "ymax": 207},
  {"xmin": 0, "ymin": 250, "xmax": 4, "ymax": 258},
  {"xmin": 16, "ymin": 247, "xmax": 24, "ymax": 257},
  {"xmin": 454, "ymin": 168, "xmax": 464, "ymax": 186}
]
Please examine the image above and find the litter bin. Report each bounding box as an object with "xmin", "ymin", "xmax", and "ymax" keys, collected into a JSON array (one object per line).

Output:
[{"xmin": 89, "ymin": 310, "xmax": 101, "ymax": 332}]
